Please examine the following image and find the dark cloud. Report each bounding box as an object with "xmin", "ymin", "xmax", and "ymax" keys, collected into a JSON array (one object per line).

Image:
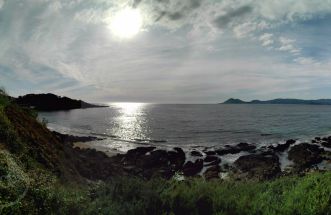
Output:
[
  {"xmin": 132, "ymin": 0, "xmax": 143, "ymax": 8},
  {"xmin": 167, "ymin": 11, "xmax": 183, "ymax": 20},
  {"xmin": 214, "ymin": 5, "xmax": 253, "ymax": 28},
  {"xmin": 153, "ymin": 0, "xmax": 203, "ymax": 22}
]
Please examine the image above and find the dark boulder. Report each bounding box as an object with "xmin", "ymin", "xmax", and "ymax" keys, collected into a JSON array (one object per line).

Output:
[
  {"xmin": 191, "ymin": 150, "xmax": 203, "ymax": 157},
  {"xmin": 233, "ymin": 153, "xmax": 280, "ymax": 180},
  {"xmin": 268, "ymin": 139, "xmax": 296, "ymax": 152},
  {"xmin": 183, "ymin": 159, "xmax": 203, "ymax": 176},
  {"xmin": 139, "ymin": 150, "xmax": 169, "ymax": 169},
  {"xmin": 237, "ymin": 142, "xmax": 256, "ymax": 151},
  {"xmin": 317, "ymin": 136, "xmax": 331, "ymax": 148},
  {"xmin": 216, "ymin": 142, "xmax": 256, "ymax": 155},
  {"xmin": 288, "ymin": 143, "xmax": 324, "ymax": 168},
  {"xmin": 204, "ymin": 156, "xmax": 219, "ymax": 163},
  {"xmin": 126, "ymin": 146, "xmax": 156, "ymax": 157},
  {"xmin": 203, "ymin": 165, "xmax": 221, "ymax": 180},
  {"xmin": 168, "ymin": 147, "xmax": 186, "ymax": 171},
  {"xmin": 123, "ymin": 147, "xmax": 156, "ymax": 164},
  {"xmin": 321, "ymin": 141, "xmax": 331, "ymax": 148},
  {"xmin": 204, "ymin": 151, "xmax": 216, "ymax": 156}
]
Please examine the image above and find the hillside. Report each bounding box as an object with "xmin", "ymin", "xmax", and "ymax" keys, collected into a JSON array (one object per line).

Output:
[
  {"xmin": 223, "ymin": 98, "xmax": 331, "ymax": 105},
  {"xmin": 15, "ymin": 93, "xmax": 107, "ymax": 111}
]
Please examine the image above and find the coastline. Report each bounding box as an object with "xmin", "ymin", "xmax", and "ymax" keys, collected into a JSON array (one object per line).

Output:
[{"xmin": 62, "ymin": 131, "xmax": 331, "ymax": 181}]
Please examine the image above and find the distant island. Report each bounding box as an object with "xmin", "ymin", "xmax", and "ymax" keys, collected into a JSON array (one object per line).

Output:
[
  {"xmin": 15, "ymin": 93, "xmax": 108, "ymax": 111},
  {"xmin": 222, "ymin": 98, "xmax": 331, "ymax": 105}
]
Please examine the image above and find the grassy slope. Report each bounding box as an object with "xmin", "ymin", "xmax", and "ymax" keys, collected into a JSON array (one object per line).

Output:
[{"xmin": 0, "ymin": 92, "xmax": 331, "ymax": 215}]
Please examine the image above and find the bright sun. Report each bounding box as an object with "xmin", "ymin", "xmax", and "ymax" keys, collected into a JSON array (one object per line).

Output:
[{"xmin": 109, "ymin": 8, "xmax": 143, "ymax": 39}]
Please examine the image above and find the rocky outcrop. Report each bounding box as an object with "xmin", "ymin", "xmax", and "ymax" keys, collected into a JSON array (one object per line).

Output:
[
  {"xmin": 183, "ymin": 159, "xmax": 203, "ymax": 177},
  {"xmin": 233, "ymin": 152, "xmax": 281, "ymax": 180},
  {"xmin": 312, "ymin": 136, "xmax": 331, "ymax": 148},
  {"xmin": 111, "ymin": 147, "xmax": 186, "ymax": 179},
  {"xmin": 52, "ymin": 131, "xmax": 105, "ymax": 144},
  {"xmin": 288, "ymin": 143, "xmax": 324, "ymax": 168},
  {"xmin": 216, "ymin": 142, "xmax": 256, "ymax": 155},
  {"xmin": 268, "ymin": 139, "xmax": 296, "ymax": 152},
  {"xmin": 168, "ymin": 147, "xmax": 186, "ymax": 171}
]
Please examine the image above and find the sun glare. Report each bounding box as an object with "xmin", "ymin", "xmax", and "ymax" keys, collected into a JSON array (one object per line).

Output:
[{"xmin": 109, "ymin": 8, "xmax": 143, "ymax": 39}]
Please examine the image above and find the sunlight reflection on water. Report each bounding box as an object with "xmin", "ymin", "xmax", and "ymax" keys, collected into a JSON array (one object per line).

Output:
[{"xmin": 110, "ymin": 103, "xmax": 149, "ymax": 141}]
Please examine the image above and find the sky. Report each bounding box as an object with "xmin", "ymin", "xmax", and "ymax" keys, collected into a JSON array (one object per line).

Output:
[{"xmin": 1, "ymin": 0, "xmax": 331, "ymax": 103}]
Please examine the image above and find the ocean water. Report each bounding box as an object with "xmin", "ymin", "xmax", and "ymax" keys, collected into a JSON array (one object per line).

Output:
[{"xmin": 39, "ymin": 103, "xmax": 331, "ymax": 153}]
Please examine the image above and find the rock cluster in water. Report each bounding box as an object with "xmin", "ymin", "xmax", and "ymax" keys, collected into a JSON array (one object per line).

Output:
[
  {"xmin": 108, "ymin": 136, "xmax": 331, "ymax": 181},
  {"xmin": 56, "ymin": 131, "xmax": 331, "ymax": 181}
]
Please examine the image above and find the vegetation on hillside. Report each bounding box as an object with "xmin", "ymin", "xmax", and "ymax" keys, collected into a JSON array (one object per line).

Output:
[{"xmin": 0, "ymin": 89, "xmax": 331, "ymax": 214}]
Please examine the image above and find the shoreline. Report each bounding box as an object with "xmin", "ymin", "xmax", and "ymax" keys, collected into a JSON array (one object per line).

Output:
[{"xmin": 60, "ymin": 131, "xmax": 331, "ymax": 181}]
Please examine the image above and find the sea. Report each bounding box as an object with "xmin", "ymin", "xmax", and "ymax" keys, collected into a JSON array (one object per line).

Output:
[{"xmin": 39, "ymin": 103, "xmax": 331, "ymax": 155}]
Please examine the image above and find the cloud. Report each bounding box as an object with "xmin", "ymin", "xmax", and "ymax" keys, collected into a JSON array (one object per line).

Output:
[
  {"xmin": 294, "ymin": 57, "xmax": 316, "ymax": 65},
  {"xmin": 259, "ymin": 33, "xmax": 274, "ymax": 47},
  {"xmin": 132, "ymin": 0, "xmax": 143, "ymax": 8},
  {"xmin": 1, "ymin": 0, "xmax": 331, "ymax": 102},
  {"xmin": 147, "ymin": 0, "xmax": 203, "ymax": 22},
  {"xmin": 277, "ymin": 36, "xmax": 301, "ymax": 56},
  {"xmin": 214, "ymin": 5, "xmax": 253, "ymax": 28}
]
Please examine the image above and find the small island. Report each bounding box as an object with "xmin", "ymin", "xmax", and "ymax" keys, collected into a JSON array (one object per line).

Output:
[{"xmin": 222, "ymin": 98, "xmax": 331, "ymax": 105}]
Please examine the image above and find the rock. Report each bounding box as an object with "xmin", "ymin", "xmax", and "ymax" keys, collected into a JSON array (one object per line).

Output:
[
  {"xmin": 286, "ymin": 139, "xmax": 296, "ymax": 145},
  {"xmin": 127, "ymin": 147, "xmax": 156, "ymax": 157},
  {"xmin": 216, "ymin": 142, "xmax": 256, "ymax": 155},
  {"xmin": 204, "ymin": 158, "xmax": 221, "ymax": 167},
  {"xmin": 123, "ymin": 147, "xmax": 156, "ymax": 164},
  {"xmin": 204, "ymin": 156, "xmax": 219, "ymax": 163},
  {"xmin": 237, "ymin": 142, "xmax": 256, "ymax": 151},
  {"xmin": 191, "ymin": 150, "xmax": 203, "ymax": 157},
  {"xmin": 268, "ymin": 139, "xmax": 296, "ymax": 152},
  {"xmin": 233, "ymin": 153, "xmax": 280, "ymax": 180},
  {"xmin": 168, "ymin": 147, "xmax": 186, "ymax": 171},
  {"xmin": 52, "ymin": 131, "xmax": 105, "ymax": 144},
  {"xmin": 183, "ymin": 159, "xmax": 203, "ymax": 176},
  {"xmin": 140, "ymin": 150, "xmax": 169, "ymax": 169},
  {"xmin": 204, "ymin": 165, "xmax": 221, "ymax": 180},
  {"xmin": 288, "ymin": 143, "xmax": 325, "ymax": 168},
  {"xmin": 204, "ymin": 151, "xmax": 216, "ymax": 156},
  {"xmin": 321, "ymin": 141, "xmax": 331, "ymax": 148},
  {"xmin": 317, "ymin": 136, "xmax": 331, "ymax": 148}
]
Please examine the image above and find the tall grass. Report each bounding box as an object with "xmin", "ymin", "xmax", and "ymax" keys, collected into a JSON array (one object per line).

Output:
[{"xmin": 83, "ymin": 172, "xmax": 331, "ymax": 215}]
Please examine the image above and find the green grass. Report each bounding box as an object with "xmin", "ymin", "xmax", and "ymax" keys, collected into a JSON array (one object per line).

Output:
[{"xmin": 83, "ymin": 172, "xmax": 331, "ymax": 215}]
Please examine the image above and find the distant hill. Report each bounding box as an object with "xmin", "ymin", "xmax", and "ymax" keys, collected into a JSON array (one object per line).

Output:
[
  {"xmin": 222, "ymin": 98, "xmax": 331, "ymax": 105},
  {"xmin": 15, "ymin": 93, "xmax": 108, "ymax": 111}
]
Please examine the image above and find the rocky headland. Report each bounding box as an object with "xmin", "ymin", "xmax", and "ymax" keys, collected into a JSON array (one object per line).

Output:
[{"xmin": 15, "ymin": 93, "xmax": 108, "ymax": 111}]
